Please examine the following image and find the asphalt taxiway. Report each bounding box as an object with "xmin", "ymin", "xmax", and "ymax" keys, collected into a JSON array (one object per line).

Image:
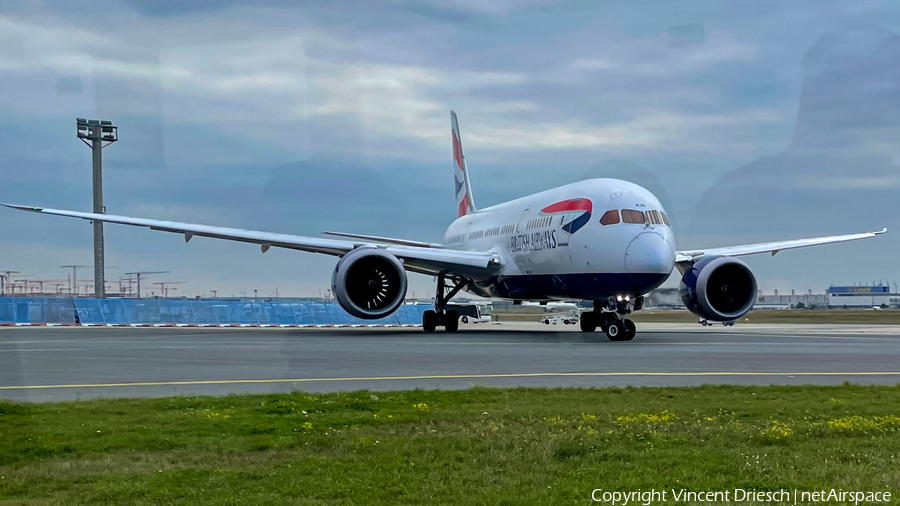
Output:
[{"xmin": 2, "ymin": 322, "xmax": 899, "ymax": 402}]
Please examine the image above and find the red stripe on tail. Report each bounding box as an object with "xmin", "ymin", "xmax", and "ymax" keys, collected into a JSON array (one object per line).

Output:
[{"xmin": 453, "ymin": 131, "xmax": 465, "ymax": 175}]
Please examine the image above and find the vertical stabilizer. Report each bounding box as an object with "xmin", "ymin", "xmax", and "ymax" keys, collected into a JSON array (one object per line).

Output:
[{"xmin": 451, "ymin": 111, "xmax": 476, "ymax": 218}]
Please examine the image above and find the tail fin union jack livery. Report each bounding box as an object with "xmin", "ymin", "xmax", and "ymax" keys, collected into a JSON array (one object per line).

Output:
[{"xmin": 452, "ymin": 111, "xmax": 476, "ymax": 219}]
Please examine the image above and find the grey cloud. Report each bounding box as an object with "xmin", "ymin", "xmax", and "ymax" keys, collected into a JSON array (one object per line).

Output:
[
  {"xmin": 791, "ymin": 24, "xmax": 900, "ymax": 152},
  {"xmin": 687, "ymin": 24, "xmax": 900, "ymax": 284},
  {"xmin": 256, "ymin": 159, "xmax": 451, "ymax": 242},
  {"xmin": 4, "ymin": 3, "xmax": 900, "ymax": 293},
  {"xmin": 119, "ymin": 0, "xmax": 550, "ymax": 21},
  {"xmin": 667, "ymin": 24, "xmax": 706, "ymax": 48},
  {"xmin": 121, "ymin": 0, "xmax": 242, "ymax": 17}
]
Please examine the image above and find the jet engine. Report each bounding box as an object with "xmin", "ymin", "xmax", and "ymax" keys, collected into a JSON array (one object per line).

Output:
[
  {"xmin": 679, "ymin": 256, "xmax": 757, "ymax": 322},
  {"xmin": 332, "ymin": 247, "xmax": 408, "ymax": 319}
]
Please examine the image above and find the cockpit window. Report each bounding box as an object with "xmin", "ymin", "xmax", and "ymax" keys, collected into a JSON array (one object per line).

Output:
[
  {"xmin": 621, "ymin": 209, "xmax": 645, "ymax": 224},
  {"xmin": 646, "ymin": 210, "xmax": 664, "ymax": 225},
  {"xmin": 599, "ymin": 209, "xmax": 620, "ymax": 225},
  {"xmin": 661, "ymin": 212, "xmax": 670, "ymax": 226}
]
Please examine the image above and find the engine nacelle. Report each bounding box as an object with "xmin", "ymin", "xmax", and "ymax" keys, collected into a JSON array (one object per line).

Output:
[
  {"xmin": 332, "ymin": 247, "xmax": 408, "ymax": 319},
  {"xmin": 679, "ymin": 256, "xmax": 757, "ymax": 322}
]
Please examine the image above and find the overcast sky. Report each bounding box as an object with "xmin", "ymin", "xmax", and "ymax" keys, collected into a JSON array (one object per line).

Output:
[{"xmin": 1, "ymin": 0, "xmax": 899, "ymax": 298}]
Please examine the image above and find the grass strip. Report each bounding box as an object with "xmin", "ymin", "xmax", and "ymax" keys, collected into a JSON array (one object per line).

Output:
[{"xmin": 1, "ymin": 385, "xmax": 899, "ymax": 504}]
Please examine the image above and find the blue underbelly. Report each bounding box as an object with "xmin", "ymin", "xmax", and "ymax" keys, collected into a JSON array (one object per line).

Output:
[{"xmin": 480, "ymin": 272, "xmax": 670, "ymax": 300}]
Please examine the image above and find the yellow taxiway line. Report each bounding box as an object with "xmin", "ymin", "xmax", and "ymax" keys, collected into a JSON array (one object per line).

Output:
[{"xmin": 2, "ymin": 371, "xmax": 900, "ymax": 390}]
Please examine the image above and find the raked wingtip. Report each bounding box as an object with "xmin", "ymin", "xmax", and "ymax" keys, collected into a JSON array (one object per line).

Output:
[{"xmin": 0, "ymin": 202, "xmax": 44, "ymax": 212}]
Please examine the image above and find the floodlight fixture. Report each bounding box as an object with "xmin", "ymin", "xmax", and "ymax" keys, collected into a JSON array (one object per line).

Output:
[{"xmin": 76, "ymin": 118, "xmax": 118, "ymax": 144}]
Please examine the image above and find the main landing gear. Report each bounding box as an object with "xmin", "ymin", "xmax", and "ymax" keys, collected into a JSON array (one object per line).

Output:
[
  {"xmin": 423, "ymin": 274, "xmax": 469, "ymax": 332},
  {"xmin": 579, "ymin": 295, "xmax": 643, "ymax": 341}
]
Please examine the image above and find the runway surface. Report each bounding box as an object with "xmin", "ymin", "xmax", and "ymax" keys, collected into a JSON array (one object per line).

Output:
[{"xmin": 2, "ymin": 322, "xmax": 900, "ymax": 402}]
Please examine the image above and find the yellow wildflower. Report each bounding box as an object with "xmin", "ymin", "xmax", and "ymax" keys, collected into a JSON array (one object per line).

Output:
[
  {"xmin": 616, "ymin": 410, "xmax": 678, "ymax": 424},
  {"xmin": 760, "ymin": 420, "xmax": 793, "ymax": 438}
]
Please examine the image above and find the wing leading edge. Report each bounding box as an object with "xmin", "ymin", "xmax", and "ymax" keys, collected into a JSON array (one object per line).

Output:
[
  {"xmin": 3, "ymin": 202, "xmax": 884, "ymax": 279},
  {"xmin": 675, "ymin": 228, "xmax": 887, "ymax": 267},
  {"xmin": 321, "ymin": 231, "xmax": 445, "ymax": 249},
  {"xmin": 1, "ymin": 203, "xmax": 501, "ymax": 277}
]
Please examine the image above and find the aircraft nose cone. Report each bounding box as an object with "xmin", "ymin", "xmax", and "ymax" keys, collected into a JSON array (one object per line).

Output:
[{"xmin": 625, "ymin": 232, "xmax": 675, "ymax": 283}]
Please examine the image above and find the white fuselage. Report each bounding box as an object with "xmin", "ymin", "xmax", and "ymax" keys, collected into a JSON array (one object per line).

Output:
[{"xmin": 443, "ymin": 178, "xmax": 676, "ymax": 301}]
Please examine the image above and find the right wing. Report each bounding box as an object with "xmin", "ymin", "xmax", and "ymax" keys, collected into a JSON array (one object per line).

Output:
[
  {"xmin": 675, "ymin": 228, "xmax": 887, "ymax": 267},
  {"xmin": 1, "ymin": 203, "xmax": 502, "ymax": 277}
]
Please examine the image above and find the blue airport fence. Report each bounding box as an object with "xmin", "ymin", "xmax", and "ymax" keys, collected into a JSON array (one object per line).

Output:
[
  {"xmin": 0, "ymin": 298, "xmax": 76, "ymax": 324},
  {"xmin": 0, "ymin": 297, "xmax": 432, "ymax": 326}
]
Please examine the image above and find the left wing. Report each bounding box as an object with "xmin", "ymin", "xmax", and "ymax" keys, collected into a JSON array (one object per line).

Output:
[
  {"xmin": 675, "ymin": 228, "xmax": 887, "ymax": 267},
  {"xmin": 322, "ymin": 231, "xmax": 445, "ymax": 249},
  {"xmin": 1, "ymin": 203, "xmax": 502, "ymax": 277}
]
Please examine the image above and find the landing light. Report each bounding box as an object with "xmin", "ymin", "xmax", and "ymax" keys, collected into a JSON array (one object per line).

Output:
[{"xmin": 616, "ymin": 295, "xmax": 623, "ymax": 302}]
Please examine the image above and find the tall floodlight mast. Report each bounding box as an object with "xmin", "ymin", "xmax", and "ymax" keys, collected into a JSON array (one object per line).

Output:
[{"xmin": 76, "ymin": 118, "xmax": 118, "ymax": 298}]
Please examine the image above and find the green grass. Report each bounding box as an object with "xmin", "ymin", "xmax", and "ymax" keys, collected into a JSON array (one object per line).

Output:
[{"xmin": 2, "ymin": 386, "xmax": 900, "ymax": 504}]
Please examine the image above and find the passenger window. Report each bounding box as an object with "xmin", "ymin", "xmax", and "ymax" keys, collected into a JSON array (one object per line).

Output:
[
  {"xmin": 599, "ymin": 209, "xmax": 620, "ymax": 225},
  {"xmin": 621, "ymin": 209, "xmax": 645, "ymax": 224}
]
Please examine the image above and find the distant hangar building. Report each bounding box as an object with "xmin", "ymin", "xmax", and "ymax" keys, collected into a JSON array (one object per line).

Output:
[{"xmin": 827, "ymin": 286, "xmax": 899, "ymax": 308}]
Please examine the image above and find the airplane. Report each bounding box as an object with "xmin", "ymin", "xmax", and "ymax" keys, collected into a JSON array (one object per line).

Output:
[{"xmin": 2, "ymin": 112, "xmax": 887, "ymax": 340}]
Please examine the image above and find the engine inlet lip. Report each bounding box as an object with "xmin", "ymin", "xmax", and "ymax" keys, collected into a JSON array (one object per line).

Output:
[
  {"xmin": 332, "ymin": 247, "xmax": 408, "ymax": 320},
  {"xmin": 695, "ymin": 256, "xmax": 757, "ymax": 320}
]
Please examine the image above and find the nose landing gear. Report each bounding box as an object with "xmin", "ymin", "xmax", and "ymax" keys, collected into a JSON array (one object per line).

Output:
[
  {"xmin": 580, "ymin": 296, "xmax": 642, "ymax": 341},
  {"xmin": 601, "ymin": 316, "xmax": 636, "ymax": 341}
]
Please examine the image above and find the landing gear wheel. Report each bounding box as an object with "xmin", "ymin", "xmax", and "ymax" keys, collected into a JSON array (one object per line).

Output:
[
  {"xmin": 579, "ymin": 312, "xmax": 597, "ymax": 332},
  {"xmin": 606, "ymin": 320, "xmax": 624, "ymax": 341},
  {"xmin": 428, "ymin": 274, "xmax": 470, "ymax": 333},
  {"xmin": 598, "ymin": 313, "xmax": 613, "ymax": 333},
  {"xmin": 563, "ymin": 319, "xmax": 571, "ymax": 325},
  {"xmin": 544, "ymin": 319, "xmax": 550, "ymax": 325},
  {"xmin": 461, "ymin": 316, "xmax": 468, "ymax": 323},
  {"xmin": 622, "ymin": 319, "xmax": 636, "ymax": 341},
  {"xmin": 423, "ymin": 310, "xmax": 437, "ymax": 332},
  {"xmin": 444, "ymin": 310, "xmax": 459, "ymax": 332}
]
